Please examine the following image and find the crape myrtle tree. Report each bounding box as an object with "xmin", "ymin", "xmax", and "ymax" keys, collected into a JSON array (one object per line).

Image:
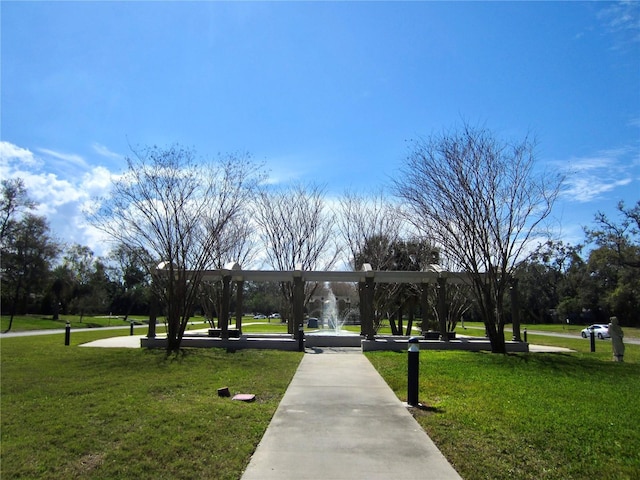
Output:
[
  {"xmin": 198, "ymin": 210, "xmax": 259, "ymax": 328},
  {"xmin": 384, "ymin": 237, "xmax": 432, "ymax": 336},
  {"xmin": 394, "ymin": 123, "xmax": 562, "ymax": 353},
  {"xmin": 252, "ymin": 182, "xmax": 339, "ymax": 333},
  {"xmin": 337, "ymin": 190, "xmax": 404, "ymax": 333},
  {"xmin": 337, "ymin": 189, "xmax": 404, "ymax": 270},
  {"xmin": 420, "ymin": 249, "xmax": 474, "ymax": 334},
  {"xmin": 91, "ymin": 144, "xmax": 262, "ymax": 353}
]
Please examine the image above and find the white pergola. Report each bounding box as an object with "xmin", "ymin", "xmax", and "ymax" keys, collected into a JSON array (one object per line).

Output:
[{"xmin": 149, "ymin": 263, "xmax": 488, "ymax": 341}]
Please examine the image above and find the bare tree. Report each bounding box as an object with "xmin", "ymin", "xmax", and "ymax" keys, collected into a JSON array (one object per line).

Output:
[
  {"xmin": 198, "ymin": 210, "xmax": 259, "ymax": 327},
  {"xmin": 91, "ymin": 145, "xmax": 262, "ymax": 353},
  {"xmin": 337, "ymin": 189, "xmax": 404, "ymax": 270},
  {"xmin": 252, "ymin": 183, "xmax": 338, "ymax": 331},
  {"xmin": 394, "ymin": 123, "xmax": 562, "ymax": 353}
]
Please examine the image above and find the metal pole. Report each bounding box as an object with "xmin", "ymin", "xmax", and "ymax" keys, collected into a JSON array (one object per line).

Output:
[
  {"xmin": 590, "ymin": 328, "xmax": 596, "ymax": 352},
  {"xmin": 523, "ymin": 328, "xmax": 527, "ymax": 343},
  {"xmin": 407, "ymin": 337, "xmax": 420, "ymax": 407},
  {"xmin": 130, "ymin": 321, "xmax": 134, "ymax": 336},
  {"xmin": 64, "ymin": 321, "xmax": 71, "ymax": 346}
]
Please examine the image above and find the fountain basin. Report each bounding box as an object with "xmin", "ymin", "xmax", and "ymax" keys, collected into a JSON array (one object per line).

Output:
[{"xmin": 305, "ymin": 330, "xmax": 362, "ymax": 348}]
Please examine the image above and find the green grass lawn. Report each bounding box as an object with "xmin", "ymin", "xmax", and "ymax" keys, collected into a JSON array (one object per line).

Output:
[
  {"xmin": 1, "ymin": 330, "xmax": 302, "ymax": 479},
  {"xmin": 367, "ymin": 347, "xmax": 640, "ymax": 480},
  {"xmin": 3, "ymin": 315, "xmax": 640, "ymax": 479}
]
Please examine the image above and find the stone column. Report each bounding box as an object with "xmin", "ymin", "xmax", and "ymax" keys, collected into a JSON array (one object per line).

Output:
[
  {"xmin": 437, "ymin": 277, "xmax": 448, "ymax": 341},
  {"xmin": 219, "ymin": 273, "xmax": 231, "ymax": 339},
  {"xmin": 420, "ymin": 282, "xmax": 429, "ymax": 336},
  {"xmin": 364, "ymin": 276, "xmax": 375, "ymax": 340},
  {"xmin": 293, "ymin": 273, "xmax": 304, "ymax": 339},
  {"xmin": 235, "ymin": 280, "xmax": 244, "ymax": 335},
  {"xmin": 147, "ymin": 287, "xmax": 158, "ymax": 339}
]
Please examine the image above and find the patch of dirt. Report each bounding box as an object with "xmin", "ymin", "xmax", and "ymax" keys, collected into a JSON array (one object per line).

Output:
[{"xmin": 74, "ymin": 452, "xmax": 105, "ymax": 474}]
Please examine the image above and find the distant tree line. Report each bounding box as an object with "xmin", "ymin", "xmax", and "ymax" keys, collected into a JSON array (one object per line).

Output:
[{"xmin": 2, "ymin": 125, "xmax": 638, "ymax": 353}]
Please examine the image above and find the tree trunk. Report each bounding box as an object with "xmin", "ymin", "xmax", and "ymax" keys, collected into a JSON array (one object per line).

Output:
[
  {"xmin": 388, "ymin": 312, "xmax": 399, "ymax": 335},
  {"xmin": 485, "ymin": 320, "xmax": 506, "ymax": 353},
  {"xmin": 3, "ymin": 312, "xmax": 15, "ymax": 333},
  {"xmin": 3, "ymin": 281, "xmax": 23, "ymax": 333},
  {"xmin": 405, "ymin": 300, "xmax": 415, "ymax": 336}
]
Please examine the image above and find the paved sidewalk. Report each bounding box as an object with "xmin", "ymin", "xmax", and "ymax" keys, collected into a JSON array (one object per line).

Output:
[{"xmin": 241, "ymin": 349, "xmax": 462, "ymax": 480}]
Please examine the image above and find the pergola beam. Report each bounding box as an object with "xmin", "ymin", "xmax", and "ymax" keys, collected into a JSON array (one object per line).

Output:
[{"xmin": 197, "ymin": 268, "xmax": 472, "ymax": 285}]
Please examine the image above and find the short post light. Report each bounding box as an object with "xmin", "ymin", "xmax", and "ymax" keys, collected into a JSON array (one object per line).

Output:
[
  {"xmin": 407, "ymin": 336, "xmax": 420, "ymax": 407},
  {"xmin": 65, "ymin": 321, "xmax": 71, "ymax": 346},
  {"xmin": 590, "ymin": 327, "xmax": 596, "ymax": 353},
  {"xmin": 130, "ymin": 321, "xmax": 134, "ymax": 336}
]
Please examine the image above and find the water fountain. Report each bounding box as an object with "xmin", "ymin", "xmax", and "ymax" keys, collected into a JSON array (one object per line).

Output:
[
  {"xmin": 306, "ymin": 283, "xmax": 361, "ymax": 347},
  {"xmin": 322, "ymin": 283, "xmax": 345, "ymax": 334}
]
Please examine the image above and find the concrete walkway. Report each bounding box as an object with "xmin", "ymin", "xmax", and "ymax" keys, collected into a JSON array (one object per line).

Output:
[{"xmin": 240, "ymin": 348, "xmax": 462, "ymax": 480}]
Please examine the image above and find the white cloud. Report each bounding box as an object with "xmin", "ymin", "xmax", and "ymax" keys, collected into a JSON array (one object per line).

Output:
[
  {"xmin": 92, "ymin": 143, "xmax": 123, "ymax": 160},
  {"xmin": 1, "ymin": 141, "xmax": 115, "ymax": 256},
  {"xmin": 261, "ymin": 154, "xmax": 309, "ymax": 186},
  {"xmin": 563, "ymin": 176, "xmax": 631, "ymax": 203},
  {"xmin": 37, "ymin": 147, "xmax": 89, "ymax": 169},
  {"xmin": 0, "ymin": 141, "xmax": 41, "ymax": 168},
  {"xmin": 82, "ymin": 166, "xmax": 114, "ymax": 194},
  {"xmin": 558, "ymin": 145, "xmax": 639, "ymax": 203},
  {"xmin": 598, "ymin": 0, "xmax": 640, "ymax": 49}
]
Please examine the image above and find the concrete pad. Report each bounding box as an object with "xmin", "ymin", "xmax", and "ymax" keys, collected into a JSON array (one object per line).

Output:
[
  {"xmin": 241, "ymin": 353, "xmax": 462, "ymax": 480},
  {"xmin": 528, "ymin": 344, "xmax": 575, "ymax": 353},
  {"xmin": 79, "ymin": 335, "xmax": 145, "ymax": 348}
]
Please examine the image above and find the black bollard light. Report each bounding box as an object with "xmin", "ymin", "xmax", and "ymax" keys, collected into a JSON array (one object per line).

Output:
[
  {"xmin": 407, "ymin": 336, "xmax": 420, "ymax": 407},
  {"xmin": 65, "ymin": 321, "xmax": 71, "ymax": 346},
  {"xmin": 523, "ymin": 328, "xmax": 527, "ymax": 343},
  {"xmin": 298, "ymin": 326, "xmax": 305, "ymax": 352},
  {"xmin": 590, "ymin": 328, "xmax": 596, "ymax": 353},
  {"xmin": 130, "ymin": 321, "xmax": 134, "ymax": 336}
]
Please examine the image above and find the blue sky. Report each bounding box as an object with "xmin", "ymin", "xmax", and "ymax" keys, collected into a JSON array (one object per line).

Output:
[{"xmin": 1, "ymin": 1, "xmax": 639, "ymax": 257}]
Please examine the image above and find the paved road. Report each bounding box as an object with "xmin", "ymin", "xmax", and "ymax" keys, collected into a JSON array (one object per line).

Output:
[
  {"xmin": 462, "ymin": 325, "xmax": 640, "ymax": 345},
  {"xmin": 0, "ymin": 324, "xmax": 149, "ymax": 338},
  {"xmin": 3, "ymin": 324, "xmax": 639, "ymax": 345}
]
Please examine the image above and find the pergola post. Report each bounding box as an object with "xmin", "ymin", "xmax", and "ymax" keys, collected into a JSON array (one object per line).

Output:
[
  {"xmin": 420, "ymin": 282, "xmax": 429, "ymax": 337},
  {"xmin": 147, "ymin": 289, "xmax": 158, "ymax": 338},
  {"xmin": 359, "ymin": 264, "xmax": 375, "ymax": 340},
  {"xmin": 293, "ymin": 265, "xmax": 304, "ymax": 339},
  {"xmin": 220, "ymin": 262, "xmax": 241, "ymax": 339},
  {"xmin": 437, "ymin": 277, "xmax": 448, "ymax": 342},
  {"xmin": 235, "ymin": 280, "xmax": 244, "ymax": 335},
  {"xmin": 510, "ymin": 278, "xmax": 522, "ymax": 342},
  {"xmin": 219, "ymin": 273, "xmax": 231, "ymax": 339}
]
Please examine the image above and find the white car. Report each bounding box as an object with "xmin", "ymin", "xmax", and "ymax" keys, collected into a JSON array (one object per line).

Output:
[{"xmin": 581, "ymin": 324, "xmax": 610, "ymax": 339}]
